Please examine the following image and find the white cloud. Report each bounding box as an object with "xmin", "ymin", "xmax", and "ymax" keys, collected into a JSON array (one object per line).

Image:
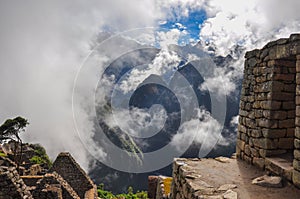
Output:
[
  {"xmin": 118, "ymin": 48, "xmax": 181, "ymax": 93},
  {"xmin": 2, "ymin": 0, "xmax": 300, "ymax": 171},
  {"xmin": 0, "ymin": 0, "xmax": 160, "ymax": 170},
  {"xmin": 200, "ymin": 67, "xmax": 236, "ymax": 97},
  {"xmin": 171, "ymin": 108, "xmax": 225, "ymax": 155}
]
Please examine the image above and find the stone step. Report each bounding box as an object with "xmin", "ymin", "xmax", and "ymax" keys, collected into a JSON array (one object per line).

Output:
[{"xmin": 265, "ymin": 153, "xmax": 294, "ymax": 181}]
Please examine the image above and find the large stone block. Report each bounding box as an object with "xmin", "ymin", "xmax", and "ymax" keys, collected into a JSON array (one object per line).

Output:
[
  {"xmin": 295, "ymin": 117, "xmax": 300, "ymax": 127},
  {"xmin": 253, "ymin": 138, "xmax": 278, "ymax": 149},
  {"xmin": 295, "ymin": 127, "xmax": 300, "ymax": 138},
  {"xmin": 293, "ymin": 160, "xmax": 300, "ymax": 172},
  {"xmin": 259, "ymin": 149, "xmax": 287, "ymax": 157},
  {"xmin": 254, "ymin": 82, "xmax": 272, "ymax": 92},
  {"xmin": 278, "ymin": 138, "xmax": 294, "ymax": 149},
  {"xmin": 296, "ymin": 106, "xmax": 300, "ymax": 117},
  {"xmin": 263, "ymin": 110, "xmax": 287, "ymax": 120},
  {"xmin": 295, "ymin": 139, "xmax": 300, "ymax": 149},
  {"xmin": 254, "ymin": 109, "xmax": 263, "ymax": 118},
  {"xmin": 245, "ymin": 118, "xmax": 256, "ymax": 128},
  {"xmin": 278, "ymin": 119, "xmax": 295, "ymax": 128},
  {"xmin": 250, "ymin": 129, "xmax": 262, "ymax": 138},
  {"xmin": 294, "ymin": 149, "xmax": 300, "ymax": 160},
  {"xmin": 250, "ymin": 147, "xmax": 260, "ymax": 157},
  {"xmin": 286, "ymin": 128, "xmax": 295, "ymax": 137},
  {"xmin": 260, "ymin": 101, "xmax": 281, "ymax": 110},
  {"xmin": 236, "ymin": 139, "xmax": 245, "ymax": 151},
  {"xmin": 239, "ymin": 110, "xmax": 249, "ymax": 117},
  {"xmin": 282, "ymin": 101, "xmax": 296, "ymax": 110},
  {"xmin": 271, "ymin": 81, "xmax": 285, "ymax": 92},
  {"xmin": 287, "ymin": 110, "xmax": 295, "ymax": 118},
  {"xmin": 237, "ymin": 124, "xmax": 247, "ymax": 134},
  {"xmin": 244, "ymin": 145, "xmax": 251, "ymax": 156},
  {"xmin": 273, "ymin": 74, "xmax": 295, "ymax": 82},
  {"xmin": 293, "ymin": 169, "xmax": 300, "ymax": 188},
  {"xmin": 262, "ymin": 129, "xmax": 286, "ymax": 138},
  {"xmin": 241, "ymin": 132, "xmax": 249, "ymax": 142},
  {"xmin": 284, "ymin": 84, "xmax": 296, "ymax": 92},
  {"xmin": 258, "ymin": 119, "xmax": 278, "ymax": 128},
  {"xmin": 296, "ymin": 96, "xmax": 300, "ymax": 105},
  {"xmin": 255, "ymin": 93, "xmax": 268, "ymax": 101}
]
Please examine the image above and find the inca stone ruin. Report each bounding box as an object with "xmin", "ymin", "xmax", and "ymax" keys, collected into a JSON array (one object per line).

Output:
[
  {"xmin": 0, "ymin": 151, "xmax": 97, "ymax": 199},
  {"xmin": 237, "ymin": 33, "xmax": 300, "ymax": 187}
]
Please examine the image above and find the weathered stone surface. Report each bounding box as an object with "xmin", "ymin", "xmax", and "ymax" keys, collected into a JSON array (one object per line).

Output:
[
  {"xmin": 0, "ymin": 162, "xmax": 33, "ymax": 199},
  {"xmin": 49, "ymin": 152, "xmax": 97, "ymax": 199},
  {"xmin": 295, "ymin": 127, "xmax": 300, "ymax": 138},
  {"xmin": 148, "ymin": 176, "xmax": 158, "ymax": 199},
  {"xmin": 282, "ymin": 101, "xmax": 295, "ymax": 110},
  {"xmin": 296, "ymin": 96, "xmax": 300, "ymax": 105},
  {"xmin": 259, "ymin": 149, "xmax": 287, "ymax": 157},
  {"xmin": 286, "ymin": 128, "xmax": 295, "ymax": 137},
  {"xmin": 236, "ymin": 139, "xmax": 245, "ymax": 151},
  {"xmin": 293, "ymin": 160, "xmax": 300, "ymax": 172},
  {"xmin": 294, "ymin": 150, "xmax": 300, "ymax": 160},
  {"xmin": 263, "ymin": 110, "xmax": 288, "ymax": 120},
  {"xmin": 278, "ymin": 119, "xmax": 295, "ymax": 128},
  {"xmin": 278, "ymin": 138, "xmax": 294, "ymax": 149},
  {"xmin": 260, "ymin": 101, "xmax": 281, "ymax": 110},
  {"xmin": 258, "ymin": 119, "xmax": 278, "ymax": 128},
  {"xmin": 295, "ymin": 139, "xmax": 300, "ymax": 149},
  {"xmin": 250, "ymin": 129, "xmax": 262, "ymax": 138},
  {"xmin": 223, "ymin": 190, "xmax": 238, "ymax": 199},
  {"xmin": 215, "ymin": 157, "xmax": 230, "ymax": 163},
  {"xmin": 262, "ymin": 129, "xmax": 286, "ymax": 138},
  {"xmin": 217, "ymin": 184, "xmax": 237, "ymax": 191},
  {"xmin": 293, "ymin": 169, "xmax": 300, "ymax": 188},
  {"xmin": 252, "ymin": 138, "xmax": 278, "ymax": 149},
  {"xmin": 238, "ymin": 34, "xmax": 300, "ymax": 189},
  {"xmin": 252, "ymin": 175, "xmax": 283, "ymax": 188},
  {"xmin": 253, "ymin": 158, "xmax": 265, "ymax": 170}
]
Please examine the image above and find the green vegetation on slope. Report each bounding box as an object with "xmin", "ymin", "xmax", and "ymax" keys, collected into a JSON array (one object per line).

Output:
[
  {"xmin": 29, "ymin": 143, "xmax": 52, "ymax": 167},
  {"xmin": 97, "ymin": 183, "xmax": 148, "ymax": 199}
]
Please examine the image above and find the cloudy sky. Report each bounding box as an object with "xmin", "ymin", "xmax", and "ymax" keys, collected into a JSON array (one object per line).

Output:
[{"xmin": 0, "ymin": 0, "xmax": 300, "ymax": 170}]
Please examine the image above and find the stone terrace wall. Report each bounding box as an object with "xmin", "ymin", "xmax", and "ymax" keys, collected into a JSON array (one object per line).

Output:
[
  {"xmin": 237, "ymin": 33, "xmax": 300, "ymax": 187},
  {"xmin": 171, "ymin": 158, "xmax": 238, "ymax": 199}
]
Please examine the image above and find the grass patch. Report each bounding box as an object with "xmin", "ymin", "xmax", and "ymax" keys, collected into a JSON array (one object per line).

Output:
[{"xmin": 0, "ymin": 151, "xmax": 7, "ymax": 157}]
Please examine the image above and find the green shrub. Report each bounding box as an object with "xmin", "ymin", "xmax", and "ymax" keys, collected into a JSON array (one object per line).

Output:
[
  {"xmin": 29, "ymin": 155, "xmax": 44, "ymax": 164},
  {"xmin": 29, "ymin": 143, "xmax": 52, "ymax": 167},
  {"xmin": 97, "ymin": 184, "xmax": 148, "ymax": 199}
]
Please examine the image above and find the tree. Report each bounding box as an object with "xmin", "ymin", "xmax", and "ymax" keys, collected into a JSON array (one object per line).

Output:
[{"xmin": 0, "ymin": 116, "xmax": 29, "ymax": 168}]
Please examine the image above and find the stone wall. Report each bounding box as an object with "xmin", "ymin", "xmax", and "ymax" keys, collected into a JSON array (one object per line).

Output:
[
  {"xmin": 148, "ymin": 176, "xmax": 158, "ymax": 199},
  {"xmin": 49, "ymin": 152, "xmax": 97, "ymax": 199},
  {"xmin": 0, "ymin": 166, "xmax": 33, "ymax": 199},
  {"xmin": 293, "ymin": 54, "xmax": 300, "ymax": 187},
  {"xmin": 237, "ymin": 33, "xmax": 300, "ymax": 187},
  {"xmin": 32, "ymin": 172, "xmax": 80, "ymax": 199},
  {"xmin": 0, "ymin": 151, "xmax": 97, "ymax": 199},
  {"xmin": 171, "ymin": 158, "xmax": 238, "ymax": 199}
]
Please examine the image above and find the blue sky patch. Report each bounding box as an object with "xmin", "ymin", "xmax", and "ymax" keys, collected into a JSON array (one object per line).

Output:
[{"xmin": 159, "ymin": 9, "xmax": 207, "ymax": 45}]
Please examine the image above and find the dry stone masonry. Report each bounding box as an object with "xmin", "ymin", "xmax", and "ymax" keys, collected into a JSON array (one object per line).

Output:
[
  {"xmin": 0, "ymin": 152, "xmax": 97, "ymax": 199},
  {"xmin": 50, "ymin": 152, "xmax": 97, "ymax": 199},
  {"xmin": 0, "ymin": 165, "xmax": 33, "ymax": 199},
  {"xmin": 171, "ymin": 158, "xmax": 238, "ymax": 199},
  {"xmin": 237, "ymin": 33, "xmax": 300, "ymax": 187}
]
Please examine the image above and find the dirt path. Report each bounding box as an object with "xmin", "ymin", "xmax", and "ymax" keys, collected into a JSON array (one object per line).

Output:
[{"xmin": 183, "ymin": 157, "xmax": 300, "ymax": 199}]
